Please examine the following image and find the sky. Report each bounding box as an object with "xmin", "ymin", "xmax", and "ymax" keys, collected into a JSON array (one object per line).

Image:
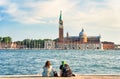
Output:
[{"xmin": 0, "ymin": 0, "xmax": 120, "ymax": 44}]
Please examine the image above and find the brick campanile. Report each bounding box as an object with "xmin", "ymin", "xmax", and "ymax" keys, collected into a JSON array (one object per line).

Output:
[{"xmin": 59, "ymin": 10, "xmax": 64, "ymax": 43}]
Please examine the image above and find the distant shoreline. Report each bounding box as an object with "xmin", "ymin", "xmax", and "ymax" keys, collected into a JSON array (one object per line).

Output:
[{"xmin": 0, "ymin": 48, "xmax": 120, "ymax": 50}]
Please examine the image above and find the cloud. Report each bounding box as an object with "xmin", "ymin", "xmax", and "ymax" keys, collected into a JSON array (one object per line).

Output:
[
  {"xmin": 0, "ymin": 0, "xmax": 77, "ymax": 24},
  {"xmin": 63, "ymin": 0, "xmax": 120, "ymax": 31},
  {"xmin": 1, "ymin": 0, "xmax": 120, "ymax": 25},
  {"xmin": 0, "ymin": 0, "xmax": 9, "ymax": 5},
  {"xmin": 1, "ymin": 0, "xmax": 120, "ymax": 29}
]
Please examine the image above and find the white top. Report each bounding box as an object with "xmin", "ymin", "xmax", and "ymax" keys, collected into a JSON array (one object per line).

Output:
[{"xmin": 42, "ymin": 66, "xmax": 54, "ymax": 77}]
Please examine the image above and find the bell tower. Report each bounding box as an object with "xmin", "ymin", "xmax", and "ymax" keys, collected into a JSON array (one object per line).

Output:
[{"xmin": 59, "ymin": 10, "xmax": 64, "ymax": 43}]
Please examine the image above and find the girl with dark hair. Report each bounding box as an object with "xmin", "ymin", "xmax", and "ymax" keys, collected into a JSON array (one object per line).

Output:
[{"xmin": 42, "ymin": 61, "xmax": 54, "ymax": 77}]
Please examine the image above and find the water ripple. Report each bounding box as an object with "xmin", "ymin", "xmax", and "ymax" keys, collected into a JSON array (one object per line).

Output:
[{"xmin": 0, "ymin": 49, "xmax": 120, "ymax": 75}]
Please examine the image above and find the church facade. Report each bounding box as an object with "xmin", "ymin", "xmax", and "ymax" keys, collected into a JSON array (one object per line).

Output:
[{"xmin": 55, "ymin": 11, "xmax": 103, "ymax": 50}]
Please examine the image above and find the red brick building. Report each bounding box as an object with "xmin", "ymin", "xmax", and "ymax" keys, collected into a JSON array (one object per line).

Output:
[{"xmin": 102, "ymin": 41, "xmax": 115, "ymax": 50}]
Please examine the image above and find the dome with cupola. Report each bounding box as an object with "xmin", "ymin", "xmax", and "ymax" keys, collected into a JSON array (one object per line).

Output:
[
  {"xmin": 79, "ymin": 28, "xmax": 87, "ymax": 43},
  {"xmin": 79, "ymin": 28, "xmax": 87, "ymax": 38}
]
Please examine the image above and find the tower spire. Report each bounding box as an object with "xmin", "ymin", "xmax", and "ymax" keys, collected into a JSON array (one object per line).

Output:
[
  {"xmin": 59, "ymin": 10, "xmax": 63, "ymax": 26},
  {"xmin": 59, "ymin": 10, "xmax": 62, "ymax": 21}
]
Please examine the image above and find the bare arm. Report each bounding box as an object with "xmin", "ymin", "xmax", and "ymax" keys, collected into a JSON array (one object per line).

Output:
[{"xmin": 60, "ymin": 69, "xmax": 62, "ymax": 77}]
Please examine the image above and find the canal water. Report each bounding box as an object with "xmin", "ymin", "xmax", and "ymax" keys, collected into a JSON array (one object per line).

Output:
[{"xmin": 0, "ymin": 49, "xmax": 120, "ymax": 75}]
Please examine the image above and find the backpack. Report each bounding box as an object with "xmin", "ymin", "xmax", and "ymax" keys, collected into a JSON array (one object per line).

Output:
[
  {"xmin": 53, "ymin": 71, "xmax": 58, "ymax": 77},
  {"xmin": 62, "ymin": 64, "xmax": 72, "ymax": 77}
]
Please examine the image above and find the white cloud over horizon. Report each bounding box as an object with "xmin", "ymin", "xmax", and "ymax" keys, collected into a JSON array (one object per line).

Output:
[{"xmin": 0, "ymin": 0, "xmax": 120, "ymax": 44}]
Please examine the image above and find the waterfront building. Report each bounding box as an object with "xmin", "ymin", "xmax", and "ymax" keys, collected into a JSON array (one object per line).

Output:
[
  {"xmin": 115, "ymin": 44, "xmax": 120, "ymax": 50},
  {"xmin": 0, "ymin": 43, "xmax": 11, "ymax": 49},
  {"xmin": 11, "ymin": 42, "xmax": 17, "ymax": 49},
  {"xmin": 44, "ymin": 40, "xmax": 55, "ymax": 50},
  {"xmin": 102, "ymin": 41, "xmax": 115, "ymax": 50},
  {"xmin": 55, "ymin": 11, "xmax": 102, "ymax": 50}
]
